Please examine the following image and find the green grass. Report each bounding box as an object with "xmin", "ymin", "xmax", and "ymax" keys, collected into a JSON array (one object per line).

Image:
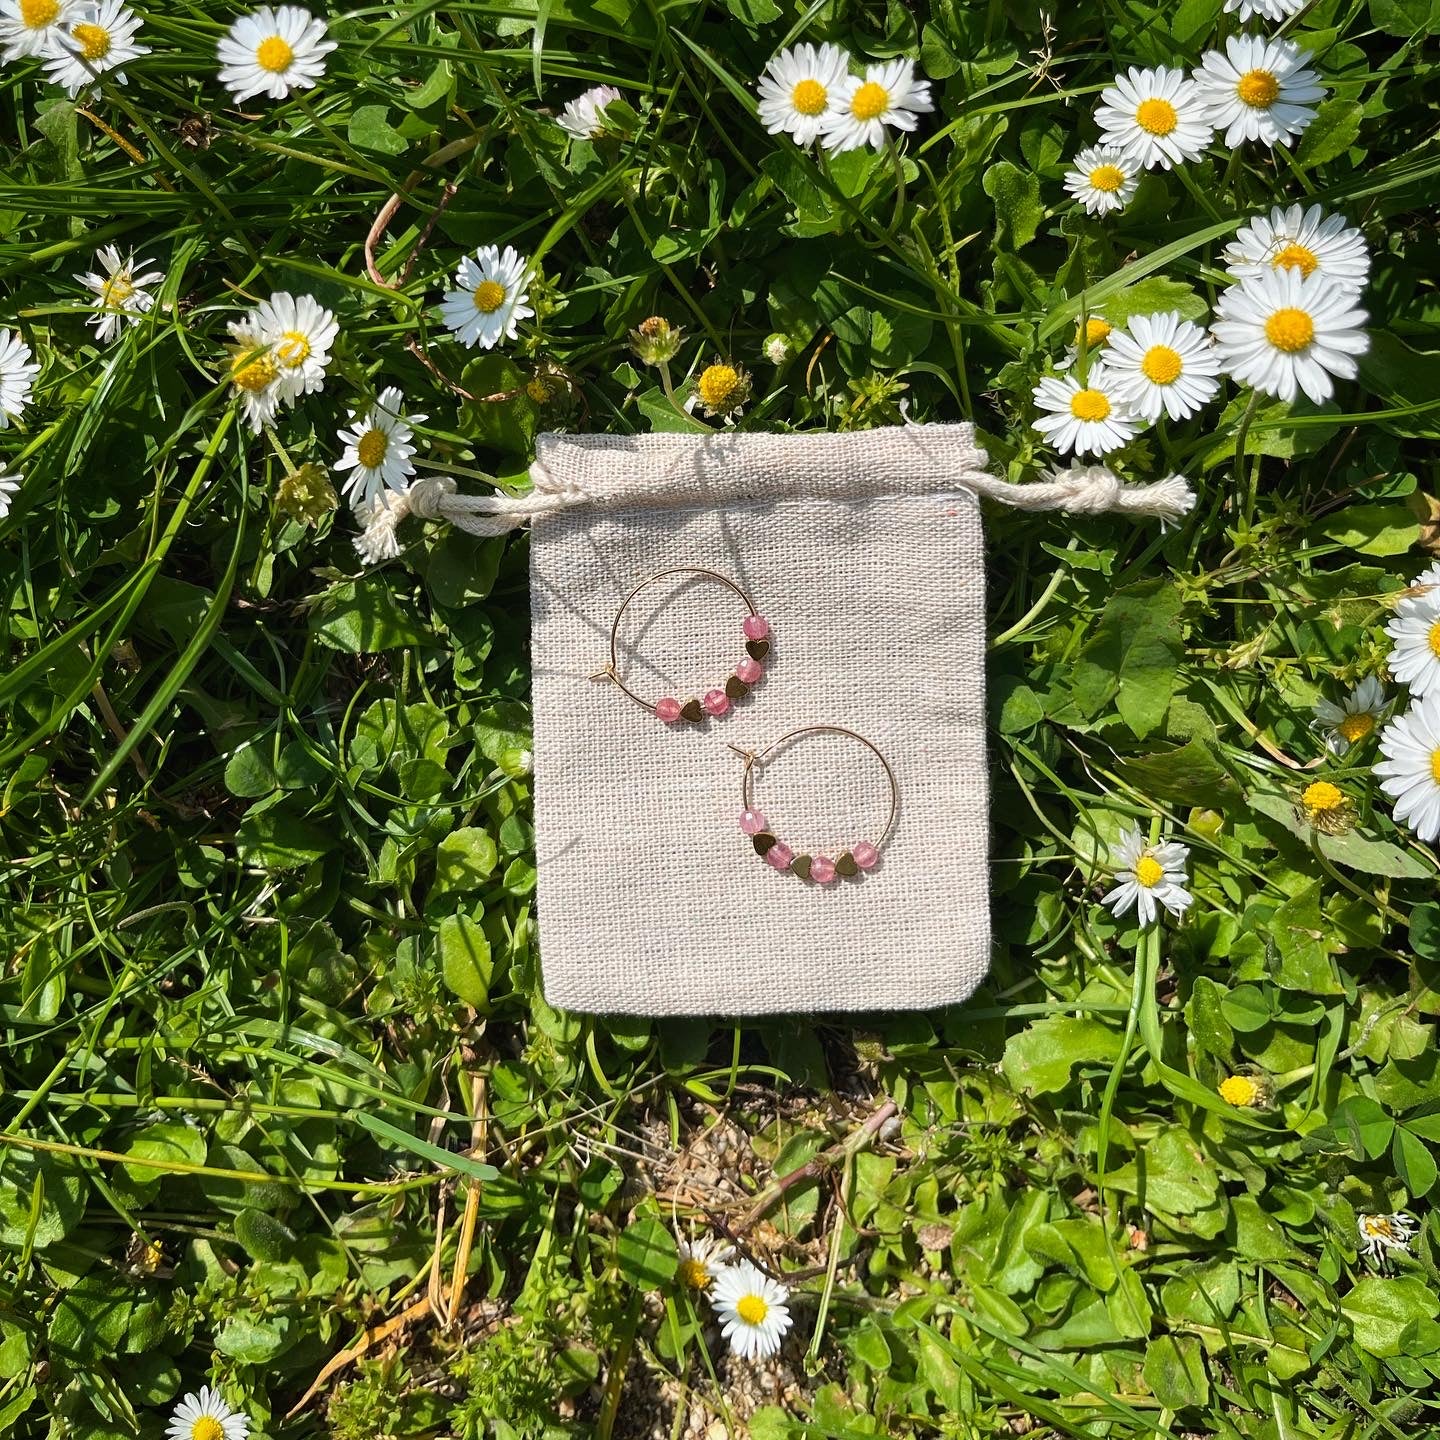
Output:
[{"xmin": 3, "ymin": 0, "xmax": 1440, "ymax": 1436}]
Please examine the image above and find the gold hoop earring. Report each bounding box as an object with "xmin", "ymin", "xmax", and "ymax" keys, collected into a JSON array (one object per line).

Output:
[
  {"xmin": 591, "ymin": 567, "xmax": 771, "ymax": 725},
  {"xmin": 728, "ymin": 726, "xmax": 897, "ymax": 884}
]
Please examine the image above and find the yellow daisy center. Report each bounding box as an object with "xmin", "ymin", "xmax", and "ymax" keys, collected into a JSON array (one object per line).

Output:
[
  {"xmin": 850, "ymin": 81, "xmax": 889, "ymax": 121},
  {"xmin": 1237, "ymin": 68, "xmax": 1280, "ymax": 108},
  {"xmin": 1089, "ymin": 164, "xmax": 1125, "ymax": 193},
  {"xmin": 1336, "ymin": 712, "xmax": 1373, "ymax": 743},
  {"xmin": 356, "ymin": 428, "xmax": 389, "ymax": 468},
  {"xmin": 255, "ymin": 34, "xmax": 293, "ymax": 72},
  {"xmin": 20, "ymin": 0, "xmax": 59, "ymax": 29},
  {"xmin": 1264, "ymin": 307, "xmax": 1314, "ymax": 353},
  {"xmin": 1069, "ymin": 388, "xmax": 1111, "ymax": 422},
  {"xmin": 679, "ymin": 1259, "xmax": 709, "ymax": 1290},
  {"xmin": 1135, "ymin": 97, "xmax": 1177, "ymax": 136},
  {"xmin": 191, "ymin": 1419, "xmax": 226, "ymax": 1440},
  {"xmin": 1362, "ymin": 1215, "xmax": 1396, "ymax": 1240},
  {"xmin": 1140, "ymin": 344, "xmax": 1183, "ymax": 385},
  {"xmin": 231, "ymin": 351, "xmax": 278, "ymax": 392},
  {"xmin": 71, "ymin": 21, "xmax": 110, "ymax": 60},
  {"xmin": 275, "ymin": 329, "xmax": 311, "ymax": 367},
  {"xmin": 1078, "ymin": 317, "xmax": 1112, "ymax": 348},
  {"xmin": 1272, "ymin": 242, "xmax": 1319, "ymax": 278},
  {"xmin": 790, "ymin": 77, "xmax": 827, "ymax": 116},
  {"xmin": 1218, "ymin": 1075, "xmax": 1259, "ymax": 1107},
  {"xmin": 697, "ymin": 363, "xmax": 740, "ymax": 410},
  {"xmin": 1429, "ymin": 620, "xmax": 1440, "ymax": 659},
  {"xmin": 473, "ymin": 279, "xmax": 507, "ymax": 314},
  {"xmin": 1431, "ymin": 748, "xmax": 1440, "ymax": 785},
  {"xmin": 1302, "ymin": 781, "xmax": 1344, "ymax": 814},
  {"xmin": 736, "ymin": 1294, "xmax": 769, "ymax": 1326},
  {"xmin": 1134, "ymin": 855, "xmax": 1164, "ymax": 888},
  {"xmin": 100, "ymin": 274, "xmax": 135, "ymax": 309}
]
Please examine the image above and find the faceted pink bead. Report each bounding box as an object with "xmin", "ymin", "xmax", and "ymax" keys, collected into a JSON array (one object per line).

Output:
[
  {"xmin": 852, "ymin": 841, "xmax": 880, "ymax": 870},
  {"xmin": 656, "ymin": 697, "xmax": 682, "ymax": 723},
  {"xmin": 703, "ymin": 689, "xmax": 730, "ymax": 717},
  {"xmin": 735, "ymin": 657, "xmax": 763, "ymax": 685},
  {"xmin": 810, "ymin": 855, "xmax": 837, "ymax": 884},
  {"xmin": 739, "ymin": 809, "xmax": 768, "ymax": 836},
  {"xmin": 743, "ymin": 614, "xmax": 770, "ymax": 641},
  {"xmin": 765, "ymin": 842, "xmax": 794, "ymax": 871}
]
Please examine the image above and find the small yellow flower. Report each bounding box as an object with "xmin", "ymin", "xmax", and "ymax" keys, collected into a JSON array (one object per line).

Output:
[
  {"xmin": 1076, "ymin": 316, "xmax": 1112, "ymax": 351},
  {"xmin": 275, "ymin": 462, "xmax": 337, "ymax": 525},
  {"xmin": 692, "ymin": 361, "xmax": 752, "ymax": 420},
  {"xmin": 1219, "ymin": 1075, "xmax": 1260, "ymax": 1108},
  {"xmin": 1299, "ymin": 779, "xmax": 1352, "ymax": 834}
]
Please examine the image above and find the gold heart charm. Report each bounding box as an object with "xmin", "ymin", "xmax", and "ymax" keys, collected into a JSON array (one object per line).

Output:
[
  {"xmin": 790, "ymin": 854, "xmax": 812, "ymax": 880},
  {"xmin": 835, "ymin": 851, "xmax": 859, "ymax": 877},
  {"xmin": 725, "ymin": 675, "xmax": 750, "ymax": 700},
  {"xmin": 752, "ymin": 831, "xmax": 777, "ymax": 855},
  {"xmin": 679, "ymin": 698, "xmax": 703, "ymax": 723},
  {"xmin": 745, "ymin": 638, "xmax": 770, "ymax": 661}
]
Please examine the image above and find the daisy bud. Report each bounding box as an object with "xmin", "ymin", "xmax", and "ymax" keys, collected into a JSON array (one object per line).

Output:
[
  {"xmin": 629, "ymin": 316, "xmax": 683, "ymax": 366},
  {"xmin": 1218, "ymin": 1073, "xmax": 1269, "ymax": 1108},
  {"xmin": 275, "ymin": 462, "xmax": 336, "ymax": 525},
  {"xmin": 762, "ymin": 333, "xmax": 791, "ymax": 365}
]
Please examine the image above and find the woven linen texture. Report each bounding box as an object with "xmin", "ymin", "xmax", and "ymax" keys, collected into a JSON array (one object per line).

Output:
[{"xmin": 528, "ymin": 424, "xmax": 991, "ymax": 1016}]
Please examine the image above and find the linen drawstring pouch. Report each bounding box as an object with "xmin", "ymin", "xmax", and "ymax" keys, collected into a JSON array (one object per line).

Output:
[{"xmin": 383, "ymin": 424, "xmax": 1192, "ymax": 1016}]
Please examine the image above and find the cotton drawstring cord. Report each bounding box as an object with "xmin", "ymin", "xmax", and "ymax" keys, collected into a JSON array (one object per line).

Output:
[{"xmin": 359, "ymin": 444, "xmax": 1195, "ymax": 553}]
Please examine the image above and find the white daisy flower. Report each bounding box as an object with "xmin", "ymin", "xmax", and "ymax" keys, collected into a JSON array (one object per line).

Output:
[
  {"xmin": 556, "ymin": 83, "xmax": 623, "ymax": 139},
  {"xmin": 75, "ymin": 245, "xmax": 162, "ymax": 343},
  {"xmin": 334, "ymin": 387, "xmax": 425, "ymax": 507},
  {"xmin": 1222, "ymin": 203, "xmax": 1370, "ymax": 297},
  {"xmin": 1063, "ymin": 146, "xmax": 1139, "ymax": 216},
  {"xmin": 246, "ymin": 291, "xmax": 337, "ymax": 401},
  {"xmin": 165, "ymin": 1386, "xmax": 250, "ymax": 1440},
  {"xmin": 42, "ymin": 0, "xmax": 148, "ymax": 97},
  {"xmin": 1101, "ymin": 826, "xmax": 1192, "ymax": 927},
  {"xmin": 1192, "ymin": 35, "xmax": 1325, "ymax": 148},
  {"xmin": 439, "ymin": 244, "xmax": 533, "ymax": 350},
  {"xmin": 0, "ymin": 329, "xmax": 40, "ymax": 429},
  {"xmin": 1224, "ymin": 0, "xmax": 1306, "ymax": 19},
  {"xmin": 1211, "ymin": 266, "xmax": 1368, "ymax": 406},
  {"xmin": 710, "ymin": 1261, "xmax": 793, "ymax": 1361},
  {"xmin": 1394, "ymin": 560, "xmax": 1440, "ymax": 620},
  {"xmin": 1031, "ymin": 367, "xmax": 1141, "ymax": 457},
  {"xmin": 819, "ymin": 57, "xmax": 933, "ymax": 154},
  {"xmin": 353, "ymin": 487, "xmax": 408, "ymax": 565},
  {"xmin": 0, "ymin": 464, "xmax": 21, "ymax": 519},
  {"xmin": 1314, "ymin": 676, "xmax": 1389, "ymax": 756},
  {"xmin": 756, "ymin": 42, "xmax": 850, "ymax": 148},
  {"xmin": 676, "ymin": 1235, "xmax": 734, "ymax": 1292},
  {"xmin": 1356, "ymin": 1212, "xmax": 1419, "ymax": 1265},
  {"xmin": 1093, "ymin": 66, "xmax": 1213, "ymax": 171},
  {"xmin": 0, "ymin": 0, "xmax": 78, "ymax": 61},
  {"xmin": 1103, "ymin": 310, "xmax": 1223, "ymax": 422},
  {"xmin": 1385, "ymin": 597, "xmax": 1440, "ymax": 698},
  {"xmin": 227, "ymin": 320, "xmax": 285, "ymax": 432},
  {"xmin": 1375, "ymin": 694, "xmax": 1440, "ymax": 841},
  {"xmin": 216, "ymin": 5, "xmax": 335, "ymax": 104}
]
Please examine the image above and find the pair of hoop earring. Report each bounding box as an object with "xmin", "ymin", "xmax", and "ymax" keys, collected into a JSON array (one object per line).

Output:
[{"xmin": 592, "ymin": 567, "xmax": 897, "ymax": 885}]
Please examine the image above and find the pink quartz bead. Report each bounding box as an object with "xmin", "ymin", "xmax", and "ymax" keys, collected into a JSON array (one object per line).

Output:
[
  {"xmin": 739, "ymin": 809, "xmax": 768, "ymax": 836},
  {"xmin": 656, "ymin": 697, "xmax": 682, "ymax": 724},
  {"xmin": 852, "ymin": 841, "xmax": 880, "ymax": 870},
  {"xmin": 764, "ymin": 842, "xmax": 794, "ymax": 871},
  {"xmin": 703, "ymin": 689, "xmax": 730, "ymax": 717},
  {"xmin": 810, "ymin": 855, "xmax": 838, "ymax": 885},
  {"xmin": 735, "ymin": 656, "xmax": 764, "ymax": 685},
  {"xmin": 743, "ymin": 614, "xmax": 770, "ymax": 641}
]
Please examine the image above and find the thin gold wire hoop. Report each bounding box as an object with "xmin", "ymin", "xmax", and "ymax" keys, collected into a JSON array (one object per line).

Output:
[
  {"xmin": 728, "ymin": 725, "xmax": 899, "ymax": 849},
  {"xmin": 592, "ymin": 567, "xmax": 760, "ymax": 714}
]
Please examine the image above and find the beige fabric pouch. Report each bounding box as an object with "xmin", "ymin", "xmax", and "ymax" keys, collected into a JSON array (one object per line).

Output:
[{"xmin": 393, "ymin": 423, "xmax": 1192, "ymax": 1016}]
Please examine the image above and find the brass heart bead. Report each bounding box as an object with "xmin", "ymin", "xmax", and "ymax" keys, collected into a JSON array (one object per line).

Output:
[
  {"xmin": 835, "ymin": 851, "xmax": 859, "ymax": 877},
  {"xmin": 752, "ymin": 831, "xmax": 778, "ymax": 856},
  {"xmin": 679, "ymin": 698, "xmax": 704, "ymax": 723},
  {"xmin": 725, "ymin": 675, "xmax": 750, "ymax": 701},
  {"xmin": 745, "ymin": 638, "xmax": 770, "ymax": 661},
  {"xmin": 790, "ymin": 854, "xmax": 813, "ymax": 881}
]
